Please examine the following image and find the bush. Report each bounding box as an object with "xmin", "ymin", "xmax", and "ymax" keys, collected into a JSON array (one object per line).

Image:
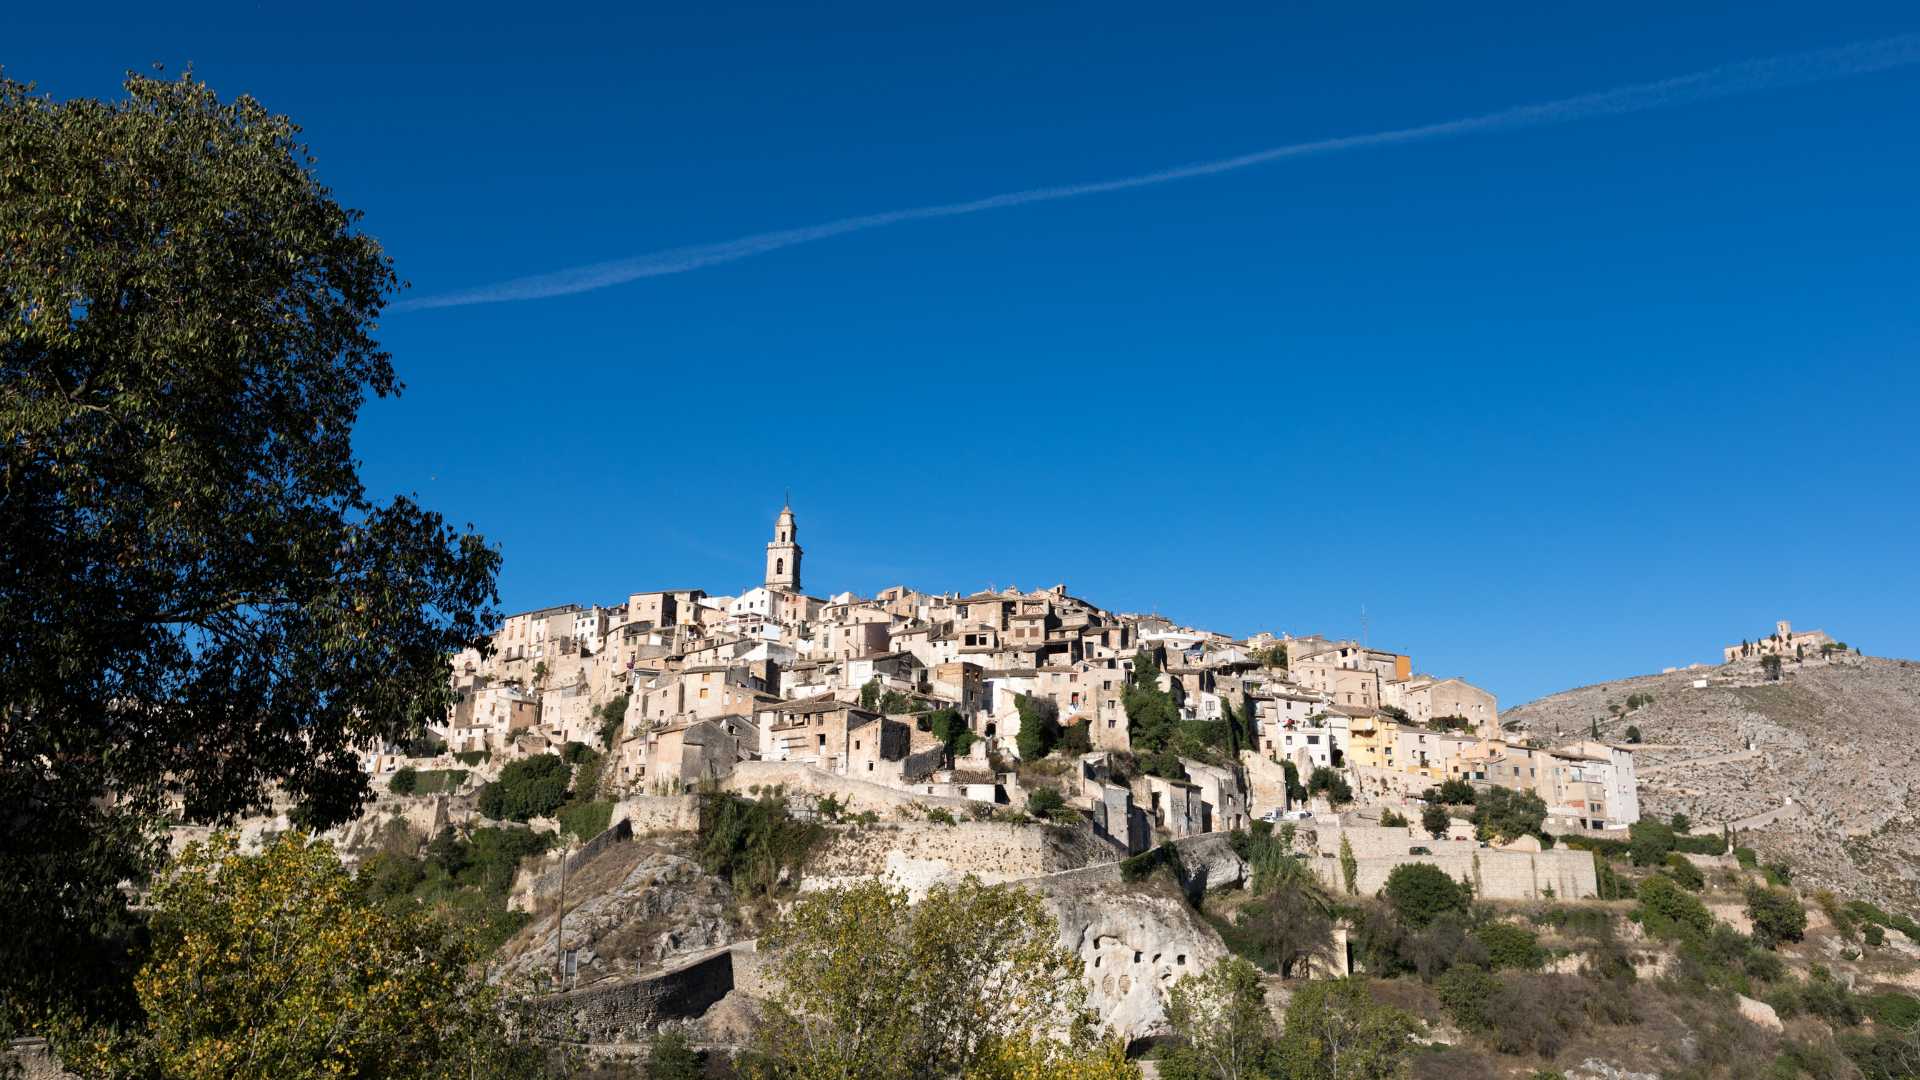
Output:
[
  {"xmin": 1384, "ymin": 863, "xmax": 1470, "ymax": 928},
  {"xmin": 1307, "ymin": 766, "xmax": 1352, "ymax": 806},
  {"xmin": 1120, "ymin": 843, "xmax": 1178, "ymax": 883},
  {"xmin": 388, "ymin": 766, "xmax": 418, "ymax": 795},
  {"xmin": 1426, "ymin": 779, "xmax": 1476, "ymax": 805},
  {"xmin": 1380, "ymin": 808, "xmax": 1408, "ymax": 828},
  {"xmin": 1025, "ymin": 786, "xmax": 1068, "ymax": 821},
  {"xmin": 557, "ymin": 799, "xmax": 614, "ymax": 840},
  {"xmin": 1623, "ymin": 725, "xmax": 1642, "ymax": 743},
  {"xmin": 1860, "ymin": 990, "xmax": 1920, "ymax": 1032},
  {"xmin": 454, "ymin": 749, "xmax": 490, "ymax": 767},
  {"xmin": 1435, "ymin": 966, "xmax": 1501, "ymax": 1030},
  {"xmin": 1673, "ymin": 831, "xmax": 1728, "ymax": 856},
  {"xmin": 696, "ymin": 790, "xmax": 827, "ymax": 897},
  {"xmin": 1476, "ymin": 922, "xmax": 1545, "ymax": 971},
  {"xmin": 1746, "ymin": 886, "xmax": 1807, "ymax": 949},
  {"xmin": 1665, "ymin": 853, "xmax": 1705, "ymax": 891},
  {"xmin": 1423, "ymin": 802, "xmax": 1451, "ymax": 839},
  {"xmin": 475, "ymin": 753, "xmax": 570, "ymax": 822},
  {"xmin": 1471, "ymin": 786, "xmax": 1547, "ymax": 844},
  {"xmin": 1734, "ymin": 846, "xmax": 1758, "ymax": 869},
  {"xmin": 1014, "ymin": 694, "xmax": 1060, "ymax": 760},
  {"xmin": 1628, "ymin": 818, "xmax": 1676, "ymax": 867},
  {"xmin": 1636, "ymin": 874, "xmax": 1713, "ymax": 941}
]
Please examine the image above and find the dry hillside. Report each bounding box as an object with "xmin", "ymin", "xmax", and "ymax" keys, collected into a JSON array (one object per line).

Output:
[{"xmin": 1504, "ymin": 653, "xmax": 1920, "ymax": 912}]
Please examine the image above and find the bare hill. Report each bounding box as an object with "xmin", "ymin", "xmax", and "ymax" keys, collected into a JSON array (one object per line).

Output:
[{"xmin": 1504, "ymin": 653, "xmax": 1920, "ymax": 910}]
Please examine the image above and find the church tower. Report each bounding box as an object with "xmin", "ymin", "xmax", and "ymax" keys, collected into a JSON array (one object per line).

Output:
[{"xmin": 765, "ymin": 503, "xmax": 802, "ymax": 592}]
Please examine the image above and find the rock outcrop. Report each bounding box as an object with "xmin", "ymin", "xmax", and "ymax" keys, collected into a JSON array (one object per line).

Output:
[
  {"xmin": 1038, "ymin": 877, "xmax": 1231, "ymax": 1042},
  {"xmin": 499, "ymin": 846, "xmax": 736, "ymax": 986}
]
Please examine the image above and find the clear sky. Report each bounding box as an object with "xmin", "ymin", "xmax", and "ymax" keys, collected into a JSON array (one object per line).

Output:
[{"xmin": 12, "ymin": 2, "xmax": 1919, "ymax": 705}]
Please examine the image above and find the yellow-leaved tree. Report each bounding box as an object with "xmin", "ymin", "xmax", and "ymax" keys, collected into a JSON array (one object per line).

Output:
[
  {"xmin": 750, "ymin": 877, "xmax": 1137, "ymax": 1080},
  {"xmin": 59, "ymin": 831, "xmax": 545, "ymax": 1080}
]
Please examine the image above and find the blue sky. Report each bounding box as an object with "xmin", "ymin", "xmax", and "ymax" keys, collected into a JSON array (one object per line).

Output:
[{"xmin": 12, "ymin": 2, "xmax": 1919, "ymax": 705}]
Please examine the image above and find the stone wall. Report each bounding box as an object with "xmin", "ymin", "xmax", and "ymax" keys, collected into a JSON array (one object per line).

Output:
[
  {"xmin": 529, "ymin": 945, "xmax": 735, "ymax": 1043},
  {"xmin": 803, "ymin": 820, "xmax": 1109, "ymax": 898},
  {"xmin": 722, "ymin": 760, "xmax": 978, "ymax": 813},
  {"xmin": 616, "ymin": 794, "xmax": 701, "ymax": 835},
  {"xmin": 1308, "ymin": 847, "xmax": 1599, "ymax": 900}
]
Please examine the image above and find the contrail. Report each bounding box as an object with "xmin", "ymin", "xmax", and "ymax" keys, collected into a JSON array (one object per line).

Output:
[{"xmin": 394, "ymin": 33, "xmax": 1920, "ymax": 312}]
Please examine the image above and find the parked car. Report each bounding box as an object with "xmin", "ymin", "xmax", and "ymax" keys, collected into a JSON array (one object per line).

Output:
[
  {"xmin": 1410, "ymin": 846, "xmax": 1432, "ymax": 855},
  {"xmin": 1258, "ymin": 808, "xmax": 1284, "ymax": 823}
]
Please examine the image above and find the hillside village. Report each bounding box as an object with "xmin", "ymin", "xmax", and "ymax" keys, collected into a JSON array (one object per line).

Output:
[{"xmin": 368, "ymin": 504, "xmax": 1642, "ymax": 852}]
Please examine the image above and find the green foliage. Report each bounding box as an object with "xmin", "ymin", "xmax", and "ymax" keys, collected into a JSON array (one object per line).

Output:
[
  {"xmin": 595, "ymin": 694, "xmax": 630, "ymax": 749},
  {"xmin": 455, "ymin": 750, "xmax": 491, "ymax": 767},
  {"xmin": 0, "ymin": 71, "xmax": 501, "ymax": 1028},
  {"xmin": 1122, "ymin": 651, "xmax": 1181, "ymax": 760},
  {"xmin": 1664, "ymin": 853, "xmax": 1705, "ymax": 891},
  {"xmin": 388, "ymin": 767, "xmax": 419, "ymax": 796},
  {"xmin": 1421, "ymin": 803, "xmax": 1451, "ymax": 840},
  {"xmin": 1383, "ymin": 863, "xmax": 1468, "ymax": 928},
  {"xmin": 1026, "ymin": 787, "xmax": 1070, "ymax": 821},
  {"xmin": 1308, "ymin": 767, "xmax": 1353, "ymax": 806},
  {"xmin": 557, "ymin": 800, "xmax": 614, "ymax": 840},
  {"xmin": 859, "ymin": 677, "xmax": 881, "ymax": 711},
  {"xmin": 696, "ymin": 790, "xmax": 826, "ymax": 898},
  {"xmin": 476, "ymin": 754, "xmax": 570, "ymax": 822},
  {"xmin": 1425, "ymin": 779, "xmax": 1476, "ymax": 805},
  {"xmin": 1734, "ymin": 846, "xmax": 1758, "ymax": 869},
  {"xmin": 1160, "ymin": 957, "xmax": 1281, "ymax": 1080},
  {"xmin": 1014, "ymin": 694, "xmax": 1061, "ymax": 761},
  {"xmin": 408, "ymin": 768, "xmax": 469, "ymax": 795},
  {"xmin": 1628, "ymin": 818, "xmax": 1676, "ymax": 867},
  {"xmin": 1282, "ymin": 760, "xmax": 1307, "ymax": 804},
  {"xmin": 1470, "ymin": 786, "xmax": 1547, "ymax": 844},
  {"xmin": 1746, "ymin": 886, "xmax": 1808, "ymax": 949},
  {"xmin": 1275, "ymin": 978, "xmax": 1419, "ymax": 1080},
  {"xmin": 1379, "ymin": 809, "xmax": 1408, "ymax": 829},
  {"xmin": 1623, "ymin": 725, "xmax": 1642, "ymax": 744},
  {"xmin": 1673, "ymin": 831, "xmax": 1728, "ymax": 856},
  {"xmin": 1594, "ymin": 854, "xmax": 1629, "ymax": 901},
  {"xmin": 925, "ymin": 808, "xmax": 958, "ymax": 826},
  {"xmin": 1475, "ymin": 923, "xmax": 1545, "ymax": 971},
  {"xmin": 928, "ymin": 708, "xmax": 977, "ymax": 763},
  {"xmin": 1121, "ymin": 843, "xmax": 1179, "ymax": 884},
  {"xmin": 404, "ymin": 732, "xmax": 447, "ymax": 757},
  {"xmin": 1670, "ymin": 812, "xmax": 1691, "ymax": 833},
  {"xmin": 645, "ymin": 1029, "xmax": 706, "ymax": 1080},
  {"xmin": 1435, "ymin": 966, "xmax": 1501, "ymax": 1030},
  {"xmin": 1635, "ymin": 874, "xmax": 1713, "ymax": 941},
  {"xmin": 1860, "ymin": 991, "xmax": 1920, "ymax": 1032},
  {"xmin": 1339, "ymin": 836, "xmax": 1359, "ymax": 897},
  {"xmin": 752, "ymin": 879, "xmax": 1125, "ymax": 1080}
]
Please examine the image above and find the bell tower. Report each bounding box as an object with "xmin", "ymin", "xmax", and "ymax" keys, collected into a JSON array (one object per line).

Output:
[{"xmin": 765, "ymin": 502, "xmax": 802, "ymax": 592}]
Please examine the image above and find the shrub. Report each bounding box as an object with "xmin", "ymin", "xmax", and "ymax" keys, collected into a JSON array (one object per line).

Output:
[
  {"xmin": 557, "ymin": 799, "xmax": 614, "ymax": 840},
  {"xmin": 1636, "ymin": 874, "xmax": 1713, "ymax": 941},
  {"xmin": 925, "ymin": 807, "xmax": 957, "ymax": 826},
  {"xmin": 1383, "ymin": 863, "xmax": 1469, "ymax": 928},
  {"xmin": 454, "ymin": 749, "xmax": 490, "ymax": 767},
  {"xmin": 1664, "ymin": 853, "xmax": 1705, "ymax": 891},
  {"xmin": 1423, "ymin": 802, "xmax": 1451, "ymax": 839},
  {"xmin": 1380, "ymin": 808, "xmax": 1408, "ymax": 828},
  {"xmin": 1307, "ymin": 766, "xmax": 1353, "ymax": 806},
  {"xmin": 1623, "ymin": 725, "xmax": 1641, "ymax": 744},
  {"xmin": 1435, "ymin": 966, "xmax": 1501, "ymax": 1030},
  {"xmin": 1673, "ymin": 832, "xmax": 1728, "ymax": 856},
  {"xmin": 1628, "ymin": 818, "xmax": 1676, "ymax": 867},
  {"xmin": 1476, "ymin": 922, "xmax": 1545, "ymax": 971},
  {"xmin": 1746, "ymin": 886, "xmax": 1807, "ymax": 949},
  {"xmin": 1013, "ymin": 694, "xmax": 1060, "ymax": 760},
  {"xmin": 1121, "ymin": 844, "xmax": 1178, "ymax": 883},
  {"xmin": 388, "ymin": 766, "xmax": 418, "ymax": 795},
  {"xmin": 1860, "ymin": 990, "xmax": 1920, "ymax": 1032},
  {"xmin": 476, "ymin": 753, "xmax": 571, "ymax": 822},
  {"xmin": 696, "ymin": 791, "xmax": 826, "ymax": 897},
  {"xmin": 1025, "ymin": 786, "xmax": 1068, "ymax": 820},
  {"xmin": 1426, "ymin": 779, "xmax": 1476, "ymax": 805},
  {"xmin": 1734, "ymin": 846, "xmax": 1758, "ymax": 869},
  {"xmin": 1471, "ymin": 786, "xmax": 1547, "ymax": 844}
]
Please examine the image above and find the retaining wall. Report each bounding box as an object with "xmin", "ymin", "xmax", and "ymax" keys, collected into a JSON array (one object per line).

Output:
[
  {"xmin": 529, "ymin": 946, "xmax": 735, "ymax": 1043},
  {"xmin": 1310, "ymin": 847, "xmax": 1598, "ymax": 900}
]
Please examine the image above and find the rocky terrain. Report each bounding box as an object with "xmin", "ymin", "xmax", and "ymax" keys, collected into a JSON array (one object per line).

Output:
[{"xmin": 1505, "ymin": 653, "xmax": 1920, "ymax": 911}]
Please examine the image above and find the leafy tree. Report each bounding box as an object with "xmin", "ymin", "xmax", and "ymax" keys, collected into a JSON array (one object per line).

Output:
[
  {"xmin": 753, "ymin": 879, "xmax": 1127, "ymax": 1079},
  {"xmin": 57, "ymin": 832, "xmax": 543, "ymax": 1079},
  {"xmin": 1623, "ymin": 725, "xmax": 1642, "ymax": 744},
  {"xmin": 1122, "ymin": 651, "xmax": 1181, "ymax": 759},
  {"xmin": 0, "ymin": 72, "xmax": 499, "ymax": 1026},
  {"xmin": 1747, "ymin": 885, "xmax": 1809, "ymax": 949},
  {"xmin": 646, "ymin": 1030, "xmax": 705, "ymax": 1080},
  {"xmin": 1670, "ymin": 812, "xmax": 1691, "ymax": 833},
  {"xmin": 1425, "ymin": 779, "xmax": 1475, "ymax": 806},
  {"xmin": 1469, "ymin": 786, "xmax": 1546, "ymax": 844},
  {"xmin": 1015, "ymin": 694, "xmax": 1061, "ymax": 761},
  {"xmin": 389, "ymin": 766, "xmax": 419, "ymax": 796},
  {"xmin": 1628, "ymin": 818, "xmax": 1676, "ymax": 867},
  {"xmin": 1663, "ymin": 853, "xmax": 1705, "ymax": 891},
  {"xmin": 1635, "ymin": 874, "xmax": 1713, "ymax": 941},
  {"xmin": 1026, "ymin": 786, "xmax": 1069, "ymax": 821},
  {"xmin": 1282, "ymin": 760, "xmax": 1307, "ymax": 805},
  {"xmin": 1160, "ymin": 957, "xmax": 1280, "ymax": 1080},
  {"xmin": 1339, "ymin": 835, "xmax": 1359, "ymax": 896},
  {"xmin": 1473, "ymin": 923, "xmax": 1544, "ymax": 971},
  {"xmin": 697, "ymin": 790, "xmax": 825, "ymax": 898},
  {"xmin": 1421, "ymin": 803, "xmax": 1451, "ymax": 840},
  {"xmin": 596, "ymin": 694, "xmax": 630, "ymax": 748},
  {"xmin": 929, "ymin": 707, "xmax": 977, "ymax": 763},
  {"xmin": 476, "ymin": 753, "xmax": 571, "ymax": 822},
  {"xmin": 1308, "ymin": 767, "xmax": 1353, "ymax": 806},
  {"xmin": 1761, "ymin": 655, "xmax": 1784, "ymax": 681},
  {"xmin": 1230, "ymin": 860, "xmax": 1336, "ymax": 979},
  {"xmin": 859, "ymin": 677, "xmax": 882, "ymax": 711},
  {"xmin": 1382, "ymin": 863, "xmax": 1468, "ymax": 929},
  {"xmin": 1274, "ymin": 978, "xmax": 1418, "ymax": 1080},
  {"xmin": 1379, "ymin": 809, "xmax": 1408, "ymax": 829}
]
